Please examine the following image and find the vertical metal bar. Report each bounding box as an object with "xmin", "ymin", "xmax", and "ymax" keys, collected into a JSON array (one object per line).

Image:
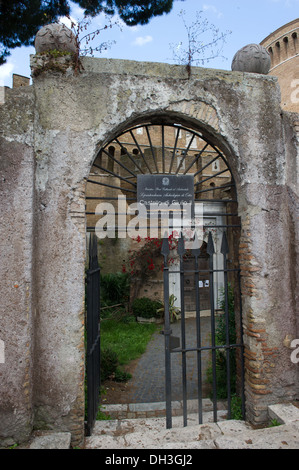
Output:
[
  {"xmin": 145, "ymin": 126, "xmax": 159, "ymax": 173},
  {"xmin": 129, "ymin": 129, "xmax": 153, "ymax": 174},
  {"xmin": 192, "ymin": 233, "xmax": 203, "ymax": 424},
  {"xmin": 86, "ymin": 233, "xmax": 101, "ymax": 436},
  {"xmin": 162, "ymin": 125, "xmax": 165, "ymax": 174},
  {"xmin": 207, "ymin": 232, "xmax": 217, "ymax": 422},
  {"xmin": 86, "ymin": 237, "xmax": 93, "ymax": 435},
  {"xmin": 178, "ymin": 234, "xmax": 187, "ymax": 427},
  {"xmin": 175, "ymin": 132, "xmax": 196, "ymax": 175},
  {"xmin": 168, "ymin": 127, "xmax": 180, "ymax": 174},
  {"xmin": 161, "ymin": 235, "xmax": 172, "ymax": 429},
  {"xmin": 221, "ymin": 231, "xmax": 231, "ymax": 419},
  {"xmin": 92, "ymin": 234, "xmax": 97, "ymax": 432}
]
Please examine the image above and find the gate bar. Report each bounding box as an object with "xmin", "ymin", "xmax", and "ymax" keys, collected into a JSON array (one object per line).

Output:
[
  {"xmin": 161, "ymin": 235, "xmax": 172, "ymax": 429},
  {"xmin": 221, "ymin": 231, "xmax": 232, "ymax": 419},
  {"xmin": 193, "ymin": 233, "xmax": 203, "ymax": 424},
  {"xmin": 85, "ymin": 234, "xmax": 101, "ymax": 436},
  {"xmin": 178, "ymin": 234, "xmax": 187, "ymax": 427},
  {"xmin": 207, "ymin": 232, "xmax": 218, "ymax": 422}
]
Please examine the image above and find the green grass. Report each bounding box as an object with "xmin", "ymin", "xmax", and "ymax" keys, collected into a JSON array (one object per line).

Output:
[{"xmin": 100, "ymin": 318, "xmax": 160, "ymax": 366}]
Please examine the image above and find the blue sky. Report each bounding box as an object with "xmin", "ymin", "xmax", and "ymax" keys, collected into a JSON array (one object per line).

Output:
[{"xmin": 1, "ymin": 0, "xmax": 298, "ymax": 87}]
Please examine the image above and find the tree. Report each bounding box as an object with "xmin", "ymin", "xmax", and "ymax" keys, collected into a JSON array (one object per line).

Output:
[
  {"xmin": 0, "ymin": 0, "xmax": 177, "ymax": 65},
  {"xmin": 170, "ymin": 10, "xmax": 231, "ymax": 76}
]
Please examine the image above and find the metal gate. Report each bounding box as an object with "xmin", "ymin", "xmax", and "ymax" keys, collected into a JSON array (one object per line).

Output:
[
  {"xmin": 162, "ymin": 231, "xmax": 245, "ymax": 428},
  {"xmin": 85, "ymin": 120, "xmax": 245, "ymax": 430},
  {"xmin": 85, "ymin": 233, "xmax": 101, "ymax": 436}
]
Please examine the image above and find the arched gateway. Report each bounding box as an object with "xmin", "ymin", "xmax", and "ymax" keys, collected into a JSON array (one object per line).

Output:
[
  {"xmin": 85, "ymin": 120, "xmax": 244, "ymax": 433},
  {"xmin": 0, "ymin": 54, "xmax": 298, "ymax": 448}
]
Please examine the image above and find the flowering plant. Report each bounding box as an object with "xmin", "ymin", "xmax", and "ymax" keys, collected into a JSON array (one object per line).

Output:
[
  {"xmin": 122, "ymin": 232, "xmax": 179, "ymax": 302},
  {"xmin": 122, "ymin": 232, "xmax": 178, "ymax": 277}
]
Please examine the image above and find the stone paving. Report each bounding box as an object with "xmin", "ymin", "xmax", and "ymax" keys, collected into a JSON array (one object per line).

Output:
[
  {"xmin": 124, "ymin": 316, "xmax": 213, "ymax": 404},
  {"xmin": 23, "ymin": 403, "xmax": 299, "ymax": 449},
  {"xmin": 84, "ymin": 404, "xmax": 299, "ymax": 450},
  {"xmin": 21, "ymin": 316, "xmax": 299, "ymax": 450}
]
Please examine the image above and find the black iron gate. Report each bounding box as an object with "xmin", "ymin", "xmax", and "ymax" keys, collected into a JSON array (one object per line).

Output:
[
  {"xmin": 84, "ymin": 121, "xmax": 246, "ymax": 431},
  {"xmin": 85, "ymin": 233, "xmax": 101, "ymax": 436},
  {"xmin": 162, "ymin": 231, "xmax": 245, "ymax": 429}
]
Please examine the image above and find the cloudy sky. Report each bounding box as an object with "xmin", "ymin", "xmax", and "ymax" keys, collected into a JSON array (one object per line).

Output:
[{"xmin": 1, "ymin": 0, "xmax": 298, "ymax": 87}]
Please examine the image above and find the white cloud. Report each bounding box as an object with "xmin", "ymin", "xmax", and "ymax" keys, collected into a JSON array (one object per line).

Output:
[
  {"xmin": 0, "ymin": 61, "xmax": 14, "ymax": 84},
  {"xmin": 131, "ymin": 35, "xmax": 153, "ymax": 46},
  {"xmin": 69, "ymin": 2, "xmax": 85, "ymax": 19},
  {"xmin": 59, "ymin": 15, "xmax": 78, "ymax": 28},
  {"xmin": 202, "ymin": 4, "xmax": 223, "ymax": 18}
]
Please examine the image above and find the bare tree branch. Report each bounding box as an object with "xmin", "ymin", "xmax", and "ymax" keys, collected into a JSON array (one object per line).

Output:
[{"xmin": 170, "ymin": 10, "xmax": 232, "ymax": 77}]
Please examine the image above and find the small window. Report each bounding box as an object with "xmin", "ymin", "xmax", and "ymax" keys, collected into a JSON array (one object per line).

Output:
[{"xmin": 212, "ymin": 160, "xmax": 220, "ymax": 172}]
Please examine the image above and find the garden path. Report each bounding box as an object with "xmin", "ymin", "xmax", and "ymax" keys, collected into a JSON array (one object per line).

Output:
[{"xmin": 101, "ymin": 317, "xmax": 213, "ymax": 405}]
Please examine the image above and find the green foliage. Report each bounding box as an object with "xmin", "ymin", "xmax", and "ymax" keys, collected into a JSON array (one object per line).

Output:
[
  {"xmin": 156, "ymin": 294, "xmax": 181, "ymax": 323},
  {"xmin": 40, "ymin": 48, "xmax": 73, "ymax": 58},
  {"xmin": 114, "ymin": 368, "xmax": 132, "ymax": 382},
  {"xmin": 269, "ymin": 419, "xmax": 282, "ymax": 427},
  {"xmin": 231, "ymin": 394, "xmax": 243, "ymax": 420},
  {"xmin": 100, "ymin": 317, "xmax": 159, "ymax": 365},
  {"xmin": 0, "ymin": 0, "xmax": 70, "ymax": 65},
  {"xmin": 215, "ymin": 284, "xmax": 236, "ymax": 345},
  {"xmin": 0, "ymin": 1, "xmax": 175, "ymax": 64},
  {"xmin": 131, "ymin": 297, "xmax": 163, "ymax": 319},
  {"xmin": 100, "ymin": 346, "xmax": 131, "ymax": 383},
  {"xmin": 100, "ymin": 347, "xmax": 118, "ymax": 381},
  {"xmin": 96, "ymin": 406, "xmax": 111, "ymax": 420},
  {"xmin": 207, "ymin": 284, "xmax": 238, "ymax": 400},
  {"xmin": 78, "ymin": 0, "xmax": 174, "ymax": 26},
  {"xmin": 100, "ymin": 272, "xmax": 130, "ymax": 306}
]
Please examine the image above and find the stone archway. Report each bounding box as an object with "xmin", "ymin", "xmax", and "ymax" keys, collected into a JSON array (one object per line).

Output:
[
  {"xmin": 85, "ymin": 117, "xmax": 244, "ymax": 425},
  {"xmin": 1, "ymin": 51, "xmax": 298, "ymax": 447}
]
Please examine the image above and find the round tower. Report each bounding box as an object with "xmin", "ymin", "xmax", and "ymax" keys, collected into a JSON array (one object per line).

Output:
[{"xmin": 260, "ymin": 19, "xmax": 299, "ymax": 112}]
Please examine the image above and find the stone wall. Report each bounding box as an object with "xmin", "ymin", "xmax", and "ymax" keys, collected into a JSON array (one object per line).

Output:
[
  {"xmin": 0, "ymin": 54, "xmax": 298, "ymax": 446},
  {"xmin": 0, "ymin": 86, "xmax": 35, "ymax": 446}
]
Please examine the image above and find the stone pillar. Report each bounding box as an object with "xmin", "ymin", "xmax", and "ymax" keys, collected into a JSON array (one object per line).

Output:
[
  {"xmin": 238, "ymin": 181, "xmax": 299, "ymax": 424},
  {"xmin": 0, "ymin": 88, "xmax": 35, "ymax": 446}
]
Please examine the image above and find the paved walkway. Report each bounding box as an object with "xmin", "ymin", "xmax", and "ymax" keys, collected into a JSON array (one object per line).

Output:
[{"xmin": 125, "ymin": 316, "xmax": 213, "ymax": 404}]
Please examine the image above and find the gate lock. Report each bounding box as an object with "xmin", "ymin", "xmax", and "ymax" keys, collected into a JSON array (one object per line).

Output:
[{"xmin": 161, "ymin": 330, "xmax": 180, "ymax": 351}]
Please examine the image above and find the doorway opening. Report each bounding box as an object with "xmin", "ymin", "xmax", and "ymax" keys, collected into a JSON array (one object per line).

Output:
[{"xmin": 85, "ymin": 119, "xmax": 244, "ymax": 431}]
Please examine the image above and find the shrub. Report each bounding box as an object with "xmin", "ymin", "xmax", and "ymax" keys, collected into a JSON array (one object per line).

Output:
[
  {"xmin": 100, "ymin": 347, "xmax": 118, "ymax": 382},
  {"xmin": 100, "ymin": 272, "xmax": 130, "ymax": 305},
  {"xmin": 207, "ymin": 284, "xmax": 237, "ymax": 399},
  {"xmin": 131, "ymin": 297, "xmax": 163, "ymax": 319},
  {"xmin": 114, "ymin": 368, "xmax": 132, "ymax": 382}
]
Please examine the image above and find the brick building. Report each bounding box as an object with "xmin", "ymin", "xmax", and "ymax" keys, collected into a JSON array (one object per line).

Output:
[{"xmin": 260, "ymin": 18, "xmax": 299, "ymax": 112}]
